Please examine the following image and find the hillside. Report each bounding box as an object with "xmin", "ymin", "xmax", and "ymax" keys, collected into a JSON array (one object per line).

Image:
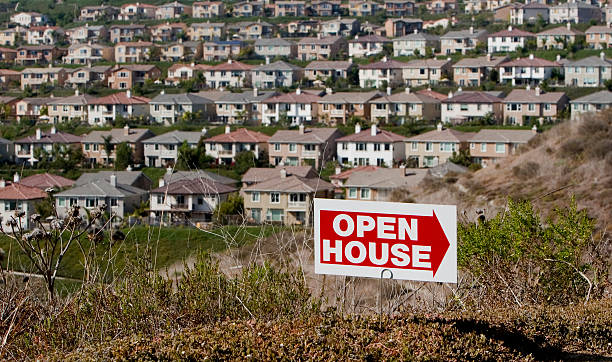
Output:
[{"xmin": 408, "ymin": 110, "xmax": 612, "ymax": 232}]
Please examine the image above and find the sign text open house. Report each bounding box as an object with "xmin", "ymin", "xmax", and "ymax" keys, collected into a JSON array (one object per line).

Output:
[{"xmin": 314, "ymin": 199, "xmax": 457, "ymax": 283}]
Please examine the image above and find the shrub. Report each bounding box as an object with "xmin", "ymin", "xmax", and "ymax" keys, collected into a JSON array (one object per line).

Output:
[{"xmin": 512, "ymin": 161, "xmax": 540, "ymax": 180}]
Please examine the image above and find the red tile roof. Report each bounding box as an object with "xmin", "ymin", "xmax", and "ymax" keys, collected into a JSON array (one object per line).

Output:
[
  {"xmin": 204, "ymin": 128, "xmax": 270, "ymax": 143},
  {"xmin": 264, "ymin": 91, "xmax": 321, "ymax": 104},
  {"xmin": 116, "ymin": 41, "xmax": 153, "ymax": 47},
  {"xmin": 416, "ymin": 89, "xmax": 447, "ymax": 101},
  {"xmin": 0, "ymin": 181, "xmax": 47, "ymax": 200},
  {"xmin": 443, "ymin": 91, "xmax": 503, "ymax": 104},
  {"xmin": 15, "ymin": 130, "xmax": 81, "ymax": 144},
  {"xmin": 359, "ymin": 59, "xmax": 408, "ymax": 70},
  {"xmin": 208, "ymin": 60, "xmax": 254, "ymax": 71},
  {"xmin": 89, "ymin": 92, "xmax": 150, "ymax": 105},
  {"xmin": 18, "ymin": 173, "xmax": 75, "ymax": 190}
]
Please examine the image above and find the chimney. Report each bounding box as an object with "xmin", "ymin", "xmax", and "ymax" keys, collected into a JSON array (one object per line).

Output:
[
  {"xmin": 36, "ymin": 128, "xmax": 42, "ymax": 140},
  {"xmin": 355, "ymin": 123, "xmax": 361, "ymax": 134},
  {"xmin": 161, "ymin": 89, "xmax": 165, "ymax": 95},
  {"xmin": 228, "ymin": 59, "xmax": 232, "ymax": 64},
  {"xmin": 325, "ymin": 87, "xmax": 333, "ymax": 95},
  {"xmin": 355, "ymin": 35, "xmax": 359, "ymax": 40},
  {"xmin": 486, "ymin": 53, "xmax": 491, "ymax": 61},
  {"xmin": 386, "ymin": 87, "xmax": 391, "ymax": 96},
  {"xmin": 348, "ymin": 57, "xmax": 353, "ymax": 64},
  {"xmin": 296, "ymin": 88, "xmax": 301, "ymax": 95},
  {"xmin": 601, "ymin": 51, "xmax": 605, "ymax": 60},
  {"xmin": 253, "ymin": 87, "xmax": 258, "ymax": 97},
  {"xmin": 317, "ymin": 33, "xmax": 321, "ymax": 39},
  {"xmin": 405, "ymin": 87, "xmax": 410, "ymax": 94},
  {"xmin": 299, "ymin": 124, "xmax": 304, "ymax": 134},
  {"xmin": 448, "ymin": 91, "xmax": 453, "ymax": 98},
  {"xmin": 127, "ymin": 90, "xmax": 132, "ymax": 98},
  {"xmin": 166, "ymin": 166, "xmax": 173, "ymax": 175},
  {"xmin": 201, "ymin": 127, "xmax": 207, "ymax": 135},
  {"xmin": 225, "ymin": 125, "xmax": 230, "ymax": 134},
  {"xmin": 265, "ymin": 56, "xmax": 270, "ymax": 65},
  {"xmin": 126, "ymin": 165, "xmax": 132, "ymax": 171},
  {"xmin": 527, "ymin": 84, "xmax": 531, "ymax": 91},
  {"xmin": 382, "ymin": 56, "xmax": 388, "ymax": 62},
  {"xmin": 457, "ymin": 86, "xmax": 463, "ymax": 93},
  {"xmin": 567, "ymin": 22, "xmax": 571, "ymax": 31},
  {"xmin": 370, "ymin": 124, "xmax": 377, "ymax": 136},
  {"xmin": 190, "ymin": 62, "xmax": 195, "ymax": 67},
  {"xmin": 413, "ymin": 28, "xmax": 418, "ymax": 34},
  {"xmin": 48, "ymin": 63, "xmax": 52, "ymax": 68},
  {"xmin": 51, "ymin": 126, "xmax": 56, "ymax": 134},
  {"xmin": 556, "ymin": 54, "xmax": 561, "ymax": 62},
  {"xmin": 110, "ymin": 174, "xmax": 117, "ymax": 187},
  {"xmin": 335, "ymin": 166, "xmax": 341, "ymax": 175},
  {"xmin": 124, "ymin": 124, "xmax": 130, "ymax": 136},
  {"xmin": 159, "ymin": 178, "xmax": 165, "ymax": 187},
  {"xmin": 437, "ymin": 122, "xmax": 442, "ymax": 131},
  {"xmin": 529, "ymin": 53, "xmax": 534, "ymax": 60},
  {"xmin": 508, "ymin": 25, "xmax": 513, "ymax": 32},
  {"xmin": 280, "ymin": 168, "xmax": 287, "ymax": 178},
  {"xmin": 469, "ymin": 26, "xmax": 474, "ymax": 34},
  {"xmin": 531, "ymin": 124, "xmax": 538, "ymax": 133},
  {"xmin": 13, "ymin": 173, "xmax": 19, "ymax": 183},
  {"xmin": 535, "ymin": 86, "xmax": 540, "ymax": 97},
  {"xmin": 0, "ymin": 179, "xmax": 5, "ymax": 188}
]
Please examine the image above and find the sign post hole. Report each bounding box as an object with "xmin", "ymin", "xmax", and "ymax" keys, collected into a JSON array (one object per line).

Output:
[{"xmin": 314, "ymin": 198, "xmax": 457, "ymax": 284}]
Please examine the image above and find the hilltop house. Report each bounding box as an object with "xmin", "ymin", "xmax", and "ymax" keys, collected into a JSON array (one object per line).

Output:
[
  {"xmin": 143, "ymin": 130, "xmax": 205, "ymax": 167},
  {"xmin": 149, "ymin": 92, "xmax": 215, "ymax": 124},
  {"xmin": 0, "ymin": 180, "xmax": 47, "ymax": 230},
  {"xmin": 369, "ymin": 88, "xmax": 443, "ymax": 124},
  {"xmin": 202, "ymin": 60, "xmax": 253, "ymax": 88},
  {"xmin": 262, "ymin": 89, "xmax": 322, "ymax": 126},
  {"xmin": 452, "ymin": 54, "xmax": 508, "ymax": 87},
  {"xmin": 268, "ymin": 125, "xmax": 342, "ymax": 168},
  {"xmin": 564, "ymin": 53, "xmax": 612, "ymax": 87},
  {"xmin": 203, "ymin": 126, "xmax": 270, "ymax": 164},
  {"xmin": 406, "ymin": 124, "xmax": 473, "ymax": 167},
  {"xmin": 87, "ymin": 91, "xmax": 150, "ymax": 126},
  {"xmin": 502, "ymin": 86, "xmax": 568, "ymax": 125},
  {"xmin": 570, "ymin": 90, "xmax": 612, "ymax": 120},
  {"xmin": 318, "ymin": 90, "xmax": 382, "ymax": 125},
  {"xmin": 441, "ymin": 91, "xmax": 504, "ymax": 124},
  {"xmin": 468, "ymin": 128, "xmax": 537, "ymax": 167},
  {"xmin": 14, "ymin": 128, "xmax": 81, "ymax": 166},
  {"xmin": 82, "ymin": 126, "xmax": 154, "ymax": 166},
  {"xmin": 336, "ymin": 124, "xmax": 407, "ymax": 167}
]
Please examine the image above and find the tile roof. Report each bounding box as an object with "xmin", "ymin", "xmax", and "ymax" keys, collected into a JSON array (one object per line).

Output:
[
  {"xmin": 83, "ymin": 127, "xmax": 153, "ymax": 144},
  {"xmin": 0, "ymin": 69, "xmax": 21, "ymax": 75},
  {"xmin": 499, "ymin": 56, "xmax": 559, "ymax": 67},
  {"xmin": 17, "ymin": 97, "xmax": 53, "ymax": 106},
  {"xmin": 403, "ymin": 58, "xmax": 451, "ymax": 68},
  {"xmin": 89, "ymin": 92, "xmax": 150, "ymax": 105},
  {"xmin": 113, "ymin": 64, "xmax": 158, "ymax": 72},
  {"xmin": 349, "ymin": 34, "xmax": 391, "ymax": 43},
  {"xmin": 18, "ymin": 173, "xmax": 75, "ymax": 190},
  {"xmin": 213, "ymin": 90, "xmax": 278, "ymax": 104},
  {"xmin": 75, "ymin": 171, "xmax": 150, "ymax": 188},
  {"xmin": 204, "ymin": 128, "xmax": 270, "ymax": 143},
  {"xmin": 489, "ymin": 28, "xmax": 535, "ymax": 37},
  {"xmin": 359, "ymin": 59, "xmax": 409, "ymax": 70},
  {"xmin": 254, "ymin": 38, "xmax": 296, "ymax": 46},
  {"xmin": 407, "ymin": 128, "xmax": 474, "ymax": 142},
  {"xmin": 371, "ymin": 91, "xmax": 442, "ymax": 104},
  {"xmin": 329, "ymin": 165, "xmax": 378, "ymax": 180},
  {"xmin": 0, "ymin": 181, "xmax": 47, "ymax": 200},
  {"xmin": 263, "ymin": 91, "xmax": 321, "ymax": 104},
  {"xmin": 453, "ymin": 55, "xmax": 508, "ymax": 68},
  {"xmin": 337, "ymin": 127, "xmax": 407, "ymax": 142},
  {"xmin": 570, "ymin": 90, "xmax": 612, "ymax": 104},
  {"xmin": 151, "ymin": 178, "xmax": 236, "ymax": 196},
  {"xmin": 537, "ymin": 25, "xmax": 583, "ymax": 36},
  {"xmin": 56, "ymin": 179, "xmax": 146, "ymax": 198},
  {"xmin": 149, "ymin": 93, "xmax": 212, "ymax": 105},
  {"xmin": 395, "ymin": 32, "xmax": 441, "ymax": 41},
  {"xmin": 269, "ymin": 127, "xmax": 340, "ymax": 143},
  {"xmin": 143, "ymin": 130, "xmax": 204, "ymax": 145},
  {"xmin": 503, "ymin": 89, "xmax": 566, "ymax": 103},
  {"xmin": 298, "ymin": 35, "xmax": 344, "ymax": 45},
  {"xmin": 163, "ymin": 170, "xmax": 237, "ymax": 185},
  {"xmin": 243, "ymin": 174, "xmax": 333, "ymax": 193},
  {"xmin": 304, "ymin": 60, "xmax": 353, "ymax": 70},
  {"xmin": 116, "ymin": 41, "xmax": 153, "ymax": 47},
  {"xmin": 242, "ymin": 166, "xmax": 317, "ymax": 184},
  {"xmin": 565, "ymin": 55, "xmax": 612, "ymax": 67},
  {"xmin": 22, "ymin": 67, "xmax": 66, "ymax": 74},
  {"xmin": 47, "ymin": 93, "xmax": 98, "ymax": 106},
  {"xmin": 443, "ymin": 91, "xmax": 503, "ymax": 104},
  {"xmin": 416, "ymin": 89, "xmax": 447, "ymax": 100},
  {"xmin": 585, "ymin": 25, "xmax": 612, "ymax": 34},
  {"xmin": 441, "ymin": 28, "xmax": 487, "ymax": 39},
  {"xmin": 206, "ymin": 60, "xmax": 253, "ymax": 71},
  {"xmin": 15, "ymin": 130, "xmax": 81, "ymax": 144},
  {"xmin": 468, "ymin": 129, "xmax": 536, "ymax": 143},
  {"xmin": 343, "ymin": 167, "xmax": 427, "ymax": 189},
  {"xmin": 318, "ymin": 91, "xmax": 382, "ymax": 104},
  {"xmin": 253, "ymin": 60, "xmax": 303, "ymax": 72}
]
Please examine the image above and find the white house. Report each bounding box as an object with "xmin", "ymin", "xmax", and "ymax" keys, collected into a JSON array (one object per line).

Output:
[
  {"xmin": 336, "ymin": 124, "xmax": 407, "ymax": 167},
  {"xmin": 488, "ymin": 26, "xmax": 535, "ymax": 53},
  {"xmin": 10, "ymin": 12, "xmax": 49, "ymax": 27},
  {"xmin": 498, "ymin": 54, "xmax": 560, "ymax": 86},
  {"xmin": 87, "ymin": 91, "xmax": 150, "ymax": 126},
  {"xmin": 143, "ymin": 130, "xmax": 204, "ymax": 167},
  {"xmin": 261, "ymin": 89, "xmax": 321, "ymax": 126},
  {"xmin": 203, "ymin": 126, "xmax": 270, "ymax": 164},
  {"xmin": 441, "ymin": 90, "xmax": 504, "ymax": 124}
]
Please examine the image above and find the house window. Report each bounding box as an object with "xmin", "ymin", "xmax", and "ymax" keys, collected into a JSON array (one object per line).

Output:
[
  {"xmin": 425, "ymin": 142, "xmax": 433, "ymax": 151},
  {"xmin": 495, "ymin": 143, "xmax": 505, "ymax": 153},
  {"xmin": 270, "ymin": 192, "xmax": 280, "ymax": 203},
  {"xmin": 470, "ymin": 142, "xmax": 475, "ymax": 149},
  {"xmin": 274, "ymin": 143, "xmax": 280, "ymax": 151},
  {"xmin": 289, "ymin": 193, "xmax": 306, "ymax": 203},
  {"xmin": 411, "ymin": 142, "xmax": 418, "ymax": 151},
  {"xmin": 86, "ymin": 198, "xmax": 96, "ymax": 207},
  {"xmin": 348, "ymin": 187, "xmax": 357, "ymax": 198},
  {"xmin": 356, "ymin": 143, "xmax": 366, "ymax": 151},
  {"xmin": 251, "ymin": 192, "xmax": 260, "ymax": 202},
  {"xmin": 440, "ymin": 142, "xmax": 456, "ymax": 152},
  {"xmin": 360, "ymin": 188, "xmax": 371, "ymax": 200},
  {"xmin": 374, "ymin": 144, "xmax": 381, "ymax": 151},
  {"xmin": 157, "ymin": 195, "xmax": 165, "ymax": 204},
  {"xmin": 177, "ymin": 195, "xmax": 185, "ymax": 205},
  {"xmin": 289, "ymin": 143, "xmax": 297, "ymax": 152},
  {"xmin": 57, "ymin": 197, "xmax": 65, "ymax": 207},
  {"xmin": 4, "ymin": 201, "xmax": 17, "ymax": 211},
  {"xmin": 341, "ymin": 143, "xmax": 348, "ymax": 150},
  {"xmin": 481, "ymin": 143, "xmax": 487, "ymax": 152},
  {"xmin": 110, "ymin": 198, "xmax": 118, "ymax": 207}
]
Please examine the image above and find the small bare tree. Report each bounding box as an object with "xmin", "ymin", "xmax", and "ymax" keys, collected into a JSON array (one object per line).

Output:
[{"xmin": 0, "ymin": 204, "xmax": 106, "ymax": 301}]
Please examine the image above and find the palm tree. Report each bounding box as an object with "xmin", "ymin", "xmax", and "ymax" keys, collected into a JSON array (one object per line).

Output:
[{"xmin": 102, "ymin": 135, "xmax": 113, "ymax": 167}]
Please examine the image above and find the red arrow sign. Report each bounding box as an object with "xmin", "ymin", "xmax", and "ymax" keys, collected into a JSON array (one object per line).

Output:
[{"xmin": 318, "ymin": 210, "xmax": 450, "ymax": 277}]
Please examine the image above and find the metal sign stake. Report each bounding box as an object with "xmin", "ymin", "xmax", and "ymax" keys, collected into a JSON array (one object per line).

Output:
[{"xmin": 379, "ymin": 268, "xmax": 393, "ymax": 329}]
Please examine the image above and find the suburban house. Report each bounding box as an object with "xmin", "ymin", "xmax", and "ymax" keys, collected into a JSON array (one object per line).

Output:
[
  {"xmin": 143, "ymin": 130, "xmax": 205, "ymax": 167},
  {"xmin": 310, "ymin": 0, "xmax": 342, "ymax": 16},
  {"xmin": 149, "ymin": 177, "xmax": 236, "ymax": 225},
  {"xmin": 359, "ymin": 58, "xmax": 408, "ymax": 88},
  {"xmin": 87, "ymin": 91, "xmax": 150, "ymax": 126},
  {"xmin": 348, "ymin": 35, "xmax": 391, "ymax": 58},
  {"xmin": 109, "ymin": 24, "xmax": 147, "ymax": 43},
  {"xmin": 254, "ymin": 38, "xmax": 297, "ymax": 58},
  {"xmin": 370, "ymin": 88, "xmax": 442, "ymax": 124},
  {"xmin": 203, "ymin": 126, "xmax": 270, "ymax": 164},
  {"xmin": 333, "ymin": 167, "xmax": 427, "ymax": 201},
  {"xmin": 10, "ymin": 12, "xmax": 49, "ymax": 28},
  {"xmin": 426, "ymin": 0, "xmax": 458, "ymax": 13},
  {"xmin": 107, "ymin": 65, "xmax": 161, "ymax": 90},
  {"xmin": 14, "ymin": 128, "xmax": 81, "ymax": 166},
  {"xmin": 385, "ymin": 0, "xmax": 415, "ymax": 16},
  {"xmin": 203, "ymin": 60, "xmax": 253, "ymax": 88},
  {"xmin": 441, "ymin": 91, "xmax": 504, "ymax": 124},
  {"xmin": 226, "ymin": 21, "xmax": 275, "ymax": 40},
  {"xmin": 0, "ymin": 180, "xmax": 47, "ymax": 230},
  {"xmin": 242, "ymin": 168, "xmax": 333, "ymax": 225},
  {"xmin": 453, "ymin": 54, "xmax": 508, "ymax": 86},
  {"xmin": 75, "ymin": 170, "xmax": 152, "ymax": 190},
  {"xmin": 336, "ymin": 124, "xmax": 407, "ymax": 167},
  {"xmin": 232, "ymin": 1, "xmax": 264, "ymax": 17},
  {"xmin": 159, "ymin": 40, "xmax": 202, "ymax": 62},
  {"xmin": 162, "ymin": 169, "xmax": 237, "ymax": 187},
  {"xmin": 202, "ymin": 40, "xmax": 243, "ymax": 61},
  {"xmin": 118, "ymin": 3, "xmax": 157, "ymax": 20},
  {"xmin": 348, "ymin": 0, "xmax": 381, "ymax": 16},
  {"xmin": 47, "ymin": 90, "xmax": 96, "ymax": 123},
  {"xmin": 287, "ymin": 19, "xmax": 321, "ymax": 36},
  {"xmin": 54, "ymin": 175, "xmax": 148, "ymax": 221},
  {"xmin": 155, "ymin": 1, "xmax": 193, "ymax": 19},
  {"xmin": 440, "ymin": 27, "xmax": 488, "ymax": 55},
  {"xmin": 549, "ymin": 1, "xmax": 601, "ymax": 24},
  {"xmin": 393, "ymin": 31, "xmax": 440, "ymax": 57},
  {"xmin": 21, "ymin": 67, "xmax": 68, "ymax": 90},
  {"xmin": 536, "ymin": 24, "xmax": 583, "ymax": 50},
  {"xmin": 166, "ymin": 63, "xmax": 210, "ymax": 85},
  {"xmin": 149, "ymin": 92, "xmax": 215, "ymax": 124},
  {"xmin": 192, "ymin": 2, "xmax": 225, "ymax": 18},
  {"xmin": 510, "ymin": 3, "xmax": 550, "ymax": 25},
  {"xmin": 304, "ymin": 60, "xmax": 354, "ymax": 85},
  {"xmin": 262, "ymin": 89, "xmax": 322, "ymax": 126},
  {"xmin": 502, "ymin": 86, "xmax": 568, "ymax": 125},
  {"xmin": 320, "ymin": 18, "xmax": 360, "ymax": 37},
  {"xmin": 384, "ymin": 18, "xmax": 423, "ymax": 37},
  {"xmin": 205, "ymin": 89, "xmax": 277, "ymax": 124},
  {"xmin": 79, "ymin": 5, "xmax": 119, "ymax": 21},
  {"xmin": 82, "ymin": 126, "xmax": 154, "ymax": 166},
  {"xmin": 187, "ymin": 22, "xmax": 225, "ymax": 41},
  {"xmin": 564, "ymin": 53, "xmax": 612, "ymax": 87},
  {"xmin": 66, "ymin": 66, "xmax": 112, "ymax": 88},
  {"xmin": 297, "ymin": 36, "xmax": 347, "ymax": 61},
  {"xmin": 16, "ymin": 45, "xmax": 65, "ymax": 65},
  {"xmin": 150, "ymin": 22, "xmax": 187, "ymax": 42},
  {"xmin": 0, "ymin": 137, "xmax": 13, "ymax": 163},
  {"xmin": 64, "ymin": 43, "xmax": 114, "ymax": 64},
  {"xmin": 406, "ymin": 124, "xmax": 474, "ymax": 167},
  {"xmin": 114, "ymin": 41, "xmax": 152, "ymax": 63},
  {"xmin": 585, "ymin": 25, "xmax": 612, "ymax": 49},
  {"xmin": 252, "ymin": 60, "xmax": 303, "ymax": 89},
  {"xmin": 488, "ymin": 26, "xmax": 535, "ymax": 53},
  {"xmin": 318, "ymin": 90, "xmax": 381, "ymax": 125},
  {"xmin": 570, "ymin": 90, "xmax": 612, "ymax": 120},
  {"xmin": 274, "ymin": 1, "xmax": 306, "ymax": 16},
  {"xmin": 498, "ymin": 54, "xmax": 560, "ymax": 86},
  {"xmin": 468, "ymin": 128, "xmax": 537, "ymax": 167},
  {"xmin": 0, "ymin": 29, "xmax": 17, "ymax": 46},
  {"xmin": 18, "ymin": 173, "xmax": 75, "ymax": 190},
  {"xmin": 0, "ymin": 47, "xmax": 17, "ymax": 62},
  {"xmin": 65, "ymin": 24, "xmax": 108, "ymax": 44},
  {"xmin": 242, "ymin": 166, "xmax": 316, "ymax": 190},
  {"xmin": 402, "ymin": 58, "xmax": 452, "ymax": 86},
  {"xmin": 15, "ymin": 98, "xmax": 53, "ymax": 121},
  {"xmin": 268, "ymin": 125, "xmax": 342, "ymax": 168},
  {"xmin": 25, "ymin": 26, "xmax": 64, "ymax": 45},
  {"xmin": 0, "ymin": 69, "xmax": 21, "ymax": 88}
]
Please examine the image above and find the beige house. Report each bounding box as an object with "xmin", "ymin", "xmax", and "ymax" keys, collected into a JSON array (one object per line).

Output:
[
  {"xmin": 441, "ymin": 27, "xmax": 488, "ymax": 55},
  {"xmin": 82, "ymin": 126, "xmax": 154, "ymax": 166},
  {"xmin": 304, "ymin": 60, "xmax": 354, "ymax": 85},
  {"xmin": 348, "ymin": 0, "xmax": 381, "ymax": 16},
  {"xmin": 348, "ymin": 34, "xmax": 391, "ymax": 58},
  {"xmin": 586, "ymin": 25, "xmax": 612, "ymax": 49},
  {"xmin": 468, "ymin": 128, "xmax": 537, "ymax": 167},
  {"xmin": 442, "ymin": 91, "xmax": 504, "ymax": 124},
  {"xmin": 109, "ymin": 24, "xmax": 147, "ymax": 43},
  {"xmin": 193, "ymin": 2, "xmax": 225, "ymax": 18},
  {"xmin": 15, "ymin": 97, "xmax": 53, "ymax": 121},
  {"xmin": 64, "ymin": 43, "xmax": 114, "ymax": 64},
  {"xmin": 203, "ymin": 126, "xmax": 270, "ymax": 164},
  {"xmin": 107, "ymin": 65, "xmax": 162, "ymax": 90},
  {"xmin": 155, "ymin": 1, "xmax": 192, "ymax": 19},
  {"xmin": 406, "ymin": 124, "xmax": 473, "ymax": 167},
  {"xmin": 0, "ymin": 181, "xmax": 47, "ymax": 230},
  {"xmin": 274, "ymin": 1, "xmax": 306, "ymax": 16},
  {"xmin": 537, "ymin": 24, "xmax": 583, "ymax": 50},
  {"xmin": 252, "ymin": 60, "xmax": 303, "ymax": 89},
  {"xmin": 503, "ymin": 87, "xmax": 567, "ymax": 125},
  {"xmin": 65, "ymin": 24, "xmax": 108, "ymax": 44},
  {"xmin": 188, "ymin": 22, "xmax": 225, "ymax": 41},
  {"xmin": 297, "ymin": 35, "xmax": 347, "ymax": 61},
  {"xmin": 318, "ymin": 91, "xmax": 381, "ymax": 125},
  {"xmin": 166, "ymin": 63, "xmax": 210, "ymax": 85},
  {"xmin": 201, "ymin": 89, "xmax": 277, "ymax": 124},
  {"xmin": 393, "ymin": 31, "xmax": 441, "ymax": 57},
  {"xmin": 570, "ymin": 90, "xmax": 612, "ymax": 120},
  {"xmin": 268, "ymin": 125, "xmax": 342, "ymax": 168},
  {"xmin": 232, "ymin": 1, "xmax": 264, "ymax": 17},
  {"xmin": 227, "ymin": 21, "xmax": 275, "ymax": 40},
  {"xmin": 21, "ymin": 67, "xmax": 68, "ymax": 90},
  {"xmin": 203, "ymin": 59, "xmax": 253, "ymax": 88},
  {"xmin": 66, "ymin": 65, "xmax": 113, "ymax": 88},
  {"xmin": 14, "ymin": 128, "xmax": 81, "ymax": 166},
  {"xmin": 370, "ymin": 88, "xmax": 443, "ymax": 124},
  {"xmin": 150, "ymin": 22, "xmax": 187, "ymax": 42},
  {"xmin": 402, "ymin": 58, "xmax": 451, "ymax": 86},
  {"xmin": 201, "ymin": 40, "xmax": 243, "ymax": 61},
  {"xmin": 0, "ymin": 69, "xmax": 21, "ymax": 88},
  {"xmin": 159, "ymin": 41, "xmax": 202, "ymax": 61},
  {"xmin": 114, "ymin": 41, "xmax": 152, "ymax": 63},
  {"xmin": 47, "ymin": 90, "xmax": 96, "ymax": 123},
  {"xmin": 26, "ymin": 26, "xmax": 64, "ymax": 45},
  {"xmin": 359, "ymin": 58, "xmax": 408, "ymax": 88},
  {"xmin": 564, "ymin": 53, "xmax": 612, "ymax": 87},
  {"xmin": 118, "ymin": 3, "xmax": 157, "ymax": 21},
  {"xmin": 0, "ymin": 29, "xmax": 17, "ymax": 46},
  {"xmin": 452, "ymin": 54, "xmax": 508, "ymax": 87},
  {"xmin": 384, "ymin": 18, "xmax": 423, "ymax": 38},
  {"xmin": 333, "ymin": 166, "xmax": 427, "ymax": 201},
  {"xmin": 242, "ymin": 168, "xmax": 333, "ymax": 225}
]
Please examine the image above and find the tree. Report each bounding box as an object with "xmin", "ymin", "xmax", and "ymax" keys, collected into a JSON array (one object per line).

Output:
[
  {"xmin": 102, "ymin": 135, "xmax": 113, "ymax": 166},
  {"xmin": 234, "ymin": 151, "xmax": 257, "ymax": 175},
  {"xmin": 214, "ymin": 193, "xmax": 244, "ymax": 224},
  {"xmin": 448, "ymin": 148, "xmax": 473, "ymax": 167},
  {"xmin": 115, "ymin": 142, "xmax": 133, "ymax": 170},
  {"xmin": 176, "ymin": 140, "xmax": 197, "ymax": 170}
]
